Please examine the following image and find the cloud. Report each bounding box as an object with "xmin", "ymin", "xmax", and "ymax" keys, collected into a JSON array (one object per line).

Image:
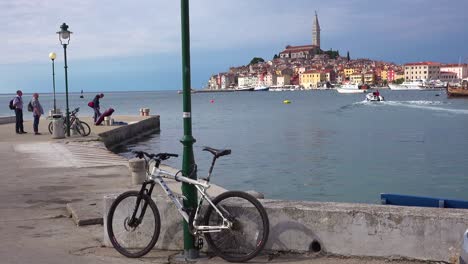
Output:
[{"xmin": 1, "ymin": 0, "xmax": 467, "ymax": 65}]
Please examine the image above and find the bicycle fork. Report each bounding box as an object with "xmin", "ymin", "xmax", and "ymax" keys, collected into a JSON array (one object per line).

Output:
[{"xmin": 128, "ymin": 180, "xmax": 156, "ymax": 227}]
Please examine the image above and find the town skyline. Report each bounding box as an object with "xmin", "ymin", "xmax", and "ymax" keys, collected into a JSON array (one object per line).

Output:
[{"xmin": 1, "ymin": 0, "xmax": 467, "ymax": 93}]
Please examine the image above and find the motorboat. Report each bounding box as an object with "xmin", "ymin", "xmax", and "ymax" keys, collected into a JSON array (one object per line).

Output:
[
  {"xmin": 337, "ymin": 83, "xmax": 366, "ymax": 94},
  {"xmin": 388, "ymin": 80, "xmax": 425, "ymax": 90},
  {"xmin": 254, "ymin": 86, "xmax": 269, "ymax": 91},
  {"xmin": 366, "ymin": 92, "xmax": 384, "ymax": 101},
  {"xmin": 337, "ymin": 88, "xmax": 366, "ymax": 94},
  {"xmin": 235, "ymin": 86, "xmax": 254, "ymax": 91}
]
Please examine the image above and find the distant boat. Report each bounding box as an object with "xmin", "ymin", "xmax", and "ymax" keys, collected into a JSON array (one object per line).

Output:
[
  {"xmin": 447, "ymin": 80, "xmax": 468, "ymax": 97},
  {"xmin": 388, "ymin": 80, "xmax": 425, "ymax": 90},
  {"xmin": 235, "ymin": 87, "xmax": 254, "ymax": 91},
  {"xmin": 337, "ymin": 83, "xmax": 366, "ymax": 94},
  {"xmin": 80, "ymin": 90, "xmax": 84, "ymax": 98},
  {"xmin": 254, "ymin": 86, "xmax": 269, "ymax": 91}
]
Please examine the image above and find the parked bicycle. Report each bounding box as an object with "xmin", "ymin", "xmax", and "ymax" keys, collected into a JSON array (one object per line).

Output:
[
  {"xmin": 106, "ymin": 147, "xmax": 269, "ymax": 262},
  {"xmin": 48, "ymin": 107, "xmax": 91, "ymax": 136}
]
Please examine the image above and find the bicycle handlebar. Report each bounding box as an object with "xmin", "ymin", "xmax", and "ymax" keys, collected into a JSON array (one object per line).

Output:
[{"xmin": 132, "ymin": 150, "xmax": 178, "ymax": 161}]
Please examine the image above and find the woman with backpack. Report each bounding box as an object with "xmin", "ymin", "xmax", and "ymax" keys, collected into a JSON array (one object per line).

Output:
[{"xmin": 31, "ymin": 93, "xmax": 44, "ymax": 135}]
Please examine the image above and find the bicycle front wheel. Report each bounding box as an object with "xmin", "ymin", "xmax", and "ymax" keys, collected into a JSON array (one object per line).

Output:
[
  {"xmin": 203, "ymin": 191, "xmax": 269, "ymax": 262},
  {"xmin": 107, "ymin": 191, "xmax": 161, "ymax": 258},
  {"xmin": 76, "ymin": 121, "xmax": 91, "ymax": 136}
]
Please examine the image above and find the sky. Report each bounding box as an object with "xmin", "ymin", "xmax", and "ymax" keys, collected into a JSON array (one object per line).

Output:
[{"xmin": 1, "ymin": 0, "xmax": 467, "ymax": 93}]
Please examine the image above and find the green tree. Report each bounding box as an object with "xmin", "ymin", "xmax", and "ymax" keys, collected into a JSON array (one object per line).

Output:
[
  {"xmin": 273, "ymin": 54, "xmax": 278, "ymax": 59},
  {"xmin": 347, "ymin": 51, "xmax": 350, "ymax": 61},
  {"xmin": 394, "ymin": 78, "xmax": 404, "ymax": 84},
  {"xmin": 249, "ymin": 57, "xmax": 265, "ymax": 65},
  {"xmin": 324, "ymin": 49, "xmax": 340, "ymax": 59}
]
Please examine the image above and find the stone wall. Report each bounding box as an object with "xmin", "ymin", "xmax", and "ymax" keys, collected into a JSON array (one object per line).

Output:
[{"xmin": 102, "ymin": 194, "xmax": 468, "ymax": 262}]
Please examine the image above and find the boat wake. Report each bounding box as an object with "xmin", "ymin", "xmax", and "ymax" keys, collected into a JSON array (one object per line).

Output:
[{"xmin": 356, "ymin": 100, "xmax": 468, "ymax": 115}]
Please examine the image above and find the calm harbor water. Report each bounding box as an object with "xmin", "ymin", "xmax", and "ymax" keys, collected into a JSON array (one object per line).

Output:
[{"xmin": 2, "ymin": 90, "xmax": 468, "ymax": 203}]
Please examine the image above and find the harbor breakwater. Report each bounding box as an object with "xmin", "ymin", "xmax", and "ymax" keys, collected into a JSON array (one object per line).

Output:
[{"xmin": 78, "ymin": 115, "xmax": 466, "ymax": 262}]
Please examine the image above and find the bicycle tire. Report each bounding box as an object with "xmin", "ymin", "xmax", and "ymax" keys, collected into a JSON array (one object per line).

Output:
[
  {"xmin": 76, "ymin": 121, "xmax": 91, "ymax": 136},
  {"xmin": 107, "ymin": 191, "xmax": 161, "ymax": 258},
  {"xmin": 203, "ymin": 191, "xmax": 269, "ymax": 262}
]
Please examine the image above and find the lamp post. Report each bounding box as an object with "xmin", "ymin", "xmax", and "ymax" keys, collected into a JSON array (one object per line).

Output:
[
  {"xmin": 49, "ymin": 52, "xmax": 57, "ymax": 113},
  {"xmin": 57, "ymin": 23, "xmax": 72, "ymax": 137},
  {"xmin": 180, "ymin": 0, "xmax": 198, "ymax": 259}
]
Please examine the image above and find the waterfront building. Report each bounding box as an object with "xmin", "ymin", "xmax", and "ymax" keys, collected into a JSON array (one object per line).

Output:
[
  {"xmin": 350, "ymin": 72, "xmax": 364, "ymax": 84},
  {"xmin": 440, "ymin": 64, "xmax": 468, "ymax": 79},
  {"xmin": 221, "ymin": 74, "xmax": 236, "ymax": 89},
  {"xmin": 208, "ymin": 75, "xmax": 219, "ymax": 90},
  {"xmin": 277, "ymin": 75, "xmax": 291, "ymax": 86},
  {"xmin": 323, "ymin": 69, "xmax": 336, "ymax": 83},
  {"xmin": 404, "ymin": 62, "xmax": 441, "ymax": 81},
  {"xmin": 344, "ymin": 68, "xmax": 355, "ymax": 77},
  {"xmin": 381, "ymin": 70, "xmax": 388, "ymax": 81},
  {"xmin": 395, "ymin": 71, "xmax": 405, "ymax": 81},
  {"xmin": 299, "ymin": 70, "xmax": 326, "ymax": 89},
  {"xmin": 263, "ymin": 72, "xmax": 278, "ymax": 86},
  {"xmin": 387, "ymin": 69, "xmax": 395, "ymax": 82},
  {"xmin": 439, "ymin": 71, "xmax": 458, "ymax": 82},
  {"xmin": 363, "ymin": 72, "xmax": 376, "ymax": 85},
  {"xmin": 237, "ymin": 75, "xmax": 258, "ymax": 88},
  {"xmin": 312, "ymin": 11, "xmax": 320, "ymax": 48}
]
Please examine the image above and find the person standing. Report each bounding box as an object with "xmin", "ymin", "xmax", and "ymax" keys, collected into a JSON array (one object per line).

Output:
[
  {"xmin": 92, "ymin": 93, "xmax": 104, "ymax": 124},
  {"xmin": 31, "ymin": 93, "xmax": 44, "ymax": 135},
  {"xmin": 12, "ymin": 90, "xmax": 26, "ymax": 134}
]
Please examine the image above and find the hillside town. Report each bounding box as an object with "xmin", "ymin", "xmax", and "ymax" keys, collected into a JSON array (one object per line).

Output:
[{"xmin": 206, "ymin": 13, "xmax": 468, "ymax": 91}]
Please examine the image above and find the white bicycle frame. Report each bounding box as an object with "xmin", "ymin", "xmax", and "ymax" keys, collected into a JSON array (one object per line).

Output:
[{"xmin": 149, "ymin": 165, "xmax": 232, "ymax": 234}]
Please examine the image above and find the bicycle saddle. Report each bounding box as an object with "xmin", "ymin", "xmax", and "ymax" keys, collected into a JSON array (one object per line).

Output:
[{"xmin": 202, "ymin": 146, "xmax": 231, "ymax": 158}]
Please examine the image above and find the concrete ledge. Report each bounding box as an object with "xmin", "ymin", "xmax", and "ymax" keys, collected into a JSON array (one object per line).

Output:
[
  {"xmin": 0, "ymin": 116, "xmax": 16, "ymax": 125},
  {"xmin": 102, "ymin": 196, "xmax": 468, "ymax": 262},
  {"xmin": 98, "ymin": 115, "xmax": 160, "ymax": 148}
]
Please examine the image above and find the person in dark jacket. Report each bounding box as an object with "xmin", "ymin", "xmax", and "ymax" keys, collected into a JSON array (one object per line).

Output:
[
  {"xmin": 92, "ymin": 93, "xmax": 104, "ymax": 124},
  {"xmin": 12, "ymin": 90, "xmax": 26, "ymax": 134}
]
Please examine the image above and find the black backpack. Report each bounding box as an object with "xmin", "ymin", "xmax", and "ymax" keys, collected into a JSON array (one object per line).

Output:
[
  {"xmin": 27, "ymin": 101, "xmax": 33, "ymax": 112},
  {"xmin": 9, "ymin": 99, "xmax": 15, "ymax": 110}
]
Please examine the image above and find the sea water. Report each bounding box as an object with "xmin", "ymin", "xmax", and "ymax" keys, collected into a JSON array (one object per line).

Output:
[{"xmin": 2, "ymin": 90, "xmax": 467, "ymax": 203}]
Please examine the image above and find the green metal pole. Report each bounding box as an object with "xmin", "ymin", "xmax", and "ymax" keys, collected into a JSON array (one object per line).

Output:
[
  {"xmin": 180, "ymin": 0, "xmax": 198, "ymax": 259},
  {"xmin": 63, "ymin": 44, "xmax": 70, "ymax": 137}
]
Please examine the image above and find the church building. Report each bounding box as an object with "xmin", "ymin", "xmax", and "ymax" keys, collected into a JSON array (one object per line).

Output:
[{"xmin": 279, "ymin": 12, "xmax": 321, "ymax": 59}]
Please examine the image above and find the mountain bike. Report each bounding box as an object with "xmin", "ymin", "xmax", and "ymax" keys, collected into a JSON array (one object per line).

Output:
[
  {"xmin": 106, "ymin": 147, "xmax": 269, "ymax": 262},
  {"xmin": 48, "ymin": 107, "xmax": 91, "ymax": 136}
]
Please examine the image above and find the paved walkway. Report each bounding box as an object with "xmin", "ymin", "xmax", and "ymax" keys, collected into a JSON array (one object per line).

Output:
[{"xmin": 0, "ymin": 118, "xmax": 430, "ymax": 264}]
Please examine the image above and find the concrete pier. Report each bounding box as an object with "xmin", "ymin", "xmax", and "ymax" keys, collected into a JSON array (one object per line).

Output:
[{"xmin": 0, "ymin": 115, "xmax": 463, "ymax": 263}]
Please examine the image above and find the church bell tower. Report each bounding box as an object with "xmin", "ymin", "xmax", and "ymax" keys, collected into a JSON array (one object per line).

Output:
[{"xmin": 312, "ymin": 11, "xmax": 320, "ymax": 48}]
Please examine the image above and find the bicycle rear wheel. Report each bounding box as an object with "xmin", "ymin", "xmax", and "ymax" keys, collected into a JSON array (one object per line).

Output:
[
  {"xmin": 76, "ymin": 121, "xmax": 91, "ymax": 136},
  {"xmin": 107, "ymin": 191, "xmax": 161, "ymax": 258},
  {"xmin": 203, "ymin": 191, "xmax": 269, "ymax": 262}
]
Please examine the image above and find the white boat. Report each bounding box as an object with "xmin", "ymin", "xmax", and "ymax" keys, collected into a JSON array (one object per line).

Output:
[
  {"xmin": 388, "ymin": 80, "xmax": 425, "ymax": 90},
  {"xmin": 235, "ymin": 87, "xmax": 254, "ymax": 91},
  {"xmin": 366, "ymin": 92, "xmax": 384, "ymax": 101},
  {"xmin": 254, "ymin": 86, "xmax": 269, "ymax": 91},
  {"xmin": 337, "ymin": 88, "xmax": 366, "ymax": 94},
  {"xmin": 336, "ymin": 83, "xmax": 366, "ymax": 93}
]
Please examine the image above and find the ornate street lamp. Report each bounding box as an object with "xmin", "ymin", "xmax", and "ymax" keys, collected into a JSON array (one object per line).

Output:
[
  {"xmin": 57, "ymin": 23, "xmax": 72, "ymax": 136},
  {"xmin": 48, "ymin": 52, "xmax": 57, "ymax": 113}
]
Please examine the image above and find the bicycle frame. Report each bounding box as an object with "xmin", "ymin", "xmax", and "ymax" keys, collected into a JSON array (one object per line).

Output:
[{"xmin": 139, "ymin": 165, "xmax": 232, "ymax": 234}]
